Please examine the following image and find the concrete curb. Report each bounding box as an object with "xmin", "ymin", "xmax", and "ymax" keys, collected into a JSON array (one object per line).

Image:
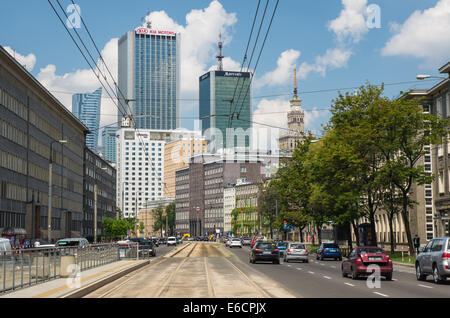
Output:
[
  {"xmin": 393, "ymin": 261, "xmax": 415, "ymax": 267},
  {"xmin": 60, "ymin": 260, "xmax": 150, "ymax": 298}
]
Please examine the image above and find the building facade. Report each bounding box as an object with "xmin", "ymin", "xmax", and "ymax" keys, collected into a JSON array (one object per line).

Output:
[
  {"xmin": 118, "ymin": 24, "xmax": 180, "ymax": 130},
  {"xmin": 234, "ymin": 180, "xmax": 260, "ymax": 236},
  {"xmin": 199, "ymin": 71, "xmax": 252, "ymax": 150},
  {"xmin": 101, "ymin": 126, "xmax": 117, "ymax": 163},
  {"xmin": 0, "ymin": 46, "xmax": 88, "ymax": 242},
  {"xmin": 175, "ymin": 152, "xmax": 280, "ymax": 236},
  {"xmin": 137, "ymin": 197, "xmax": 174, "ymax": 238},
  {"xmin": 163, "ymin": 131, "xmax": 206, "ymax": 199},
  {"xmin": 83, "ymin": 147, "xmax": 116, "ymax": 241},
  {"xmin": 116, "ymin": 127, "xmax": 174, "ymax": 218},
  {"xmin": 72, "ymin": 87, "xmax": 102, "ymax": 153},
  {"xmin": 223, "ymin": 185, "xmax": 235, "ymax": 234}
]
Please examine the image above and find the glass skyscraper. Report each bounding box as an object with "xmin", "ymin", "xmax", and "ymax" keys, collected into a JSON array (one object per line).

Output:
[
  {"xmin": 72, "ymin": 87, "xmax": 102, "ymax": 152},
  {"xmin": 118, "ymin": 26, "xmax": 180, "ymax": 130},
  {"xmin": 102, "ymin": 126, "xmax": 117, "ymax": 163},
  {"xmin": 199, "ymin": 71, "xmax": 252, "ymax": 149}
]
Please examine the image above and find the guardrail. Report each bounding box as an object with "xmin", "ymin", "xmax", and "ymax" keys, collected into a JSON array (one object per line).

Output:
[{"xmin": 0, "ymin": 243, "xmax": 143, "ymax": 295}]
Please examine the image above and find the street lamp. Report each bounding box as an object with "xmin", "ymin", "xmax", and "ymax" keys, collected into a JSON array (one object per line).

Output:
[
  {"xmin": 48, "ymin": 139, "xmax": 67, "ymax": 243},
  {"xmin": 416, "ymin": 75, "xmax": 447, "ymax": 80}
]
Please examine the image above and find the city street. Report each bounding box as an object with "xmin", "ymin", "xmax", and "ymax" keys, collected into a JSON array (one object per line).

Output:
[{"xmin": 82, "ymin": 242, "xmax": 450, "ymax": 298}]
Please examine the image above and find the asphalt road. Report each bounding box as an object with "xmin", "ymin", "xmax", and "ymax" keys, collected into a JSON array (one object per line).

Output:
[{"xmin": 226, "ymin": 244, "xmax": 450, "ymax": 298}]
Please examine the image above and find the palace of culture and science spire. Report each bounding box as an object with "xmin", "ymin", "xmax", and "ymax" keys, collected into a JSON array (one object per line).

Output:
[{"xmin": 278, "ymin": 67, "xmax": 315, "ymax": 153}]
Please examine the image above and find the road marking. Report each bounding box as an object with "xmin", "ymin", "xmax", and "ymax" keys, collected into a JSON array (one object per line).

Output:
[
  {"xmin": 296, "ymin": 268, "xmax": 302, "ymax": 270},
  {"xmin": 320, "ymin": 263, "xmax": 325, "ymax": 266},
  {"xmin": 308, "ymin": 271, "xmax": 315, "ymax": 274},
  {"xmin": 331, "ymin": 266, "xmax": 336, "ymax": 268},
  {"xmin": 323, "ymin": 276, "xmax": 332, "ymax": 280},
  {"xmin": 345, "ymin": 283, "xmax": 355, "ymax": 287},
  {"xmin": 287, "ymin": 265, "xmax": 292, "ymax": 267},
  {"xmin": 392, "ymin": 279, "xmax": 398, "ymax": 281},
  {"xmin": 418, "ymin": 284, "xmax": 433, "ymax": 289},
  {"xmin": 373, "ymin": 292, "xmax": 389, "ymax": 297}
]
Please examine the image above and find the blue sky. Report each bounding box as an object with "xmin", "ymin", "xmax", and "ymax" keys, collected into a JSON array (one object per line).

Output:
[{"xmin": 1, "ymin": 0, "xmax": 449, "ymax": 136}]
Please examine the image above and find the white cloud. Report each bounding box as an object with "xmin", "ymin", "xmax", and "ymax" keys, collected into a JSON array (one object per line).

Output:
[
  {"xmin": 4, "ymin": 46, "xmax": 36, "ymax": 72},
  {"xmin": 381, "ymin": 0, "xmax": 450, "ymax": 66},
  {"xmin": 328, "ymin": 0, "xmax": 369, "ymax": 44},
  {"xmin": 298, "ymin": 48, "xmax": 353, "ymax": 79},
  {"xmin": 255, "ymin": 49, "xmax": 301, "ymax": 89}
]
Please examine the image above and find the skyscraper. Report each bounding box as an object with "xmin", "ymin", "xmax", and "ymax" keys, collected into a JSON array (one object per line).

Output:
[
  {"xmin": 199, "ymin": 70, "xmax": 252, "ymax": 150},
  {"xmin": 72, "ymin": 87, "xmax": 102, "ymax": 152},
  {"xmin": 118, "ymin": 23, "xmax": 180, "ymax": 130},
  {"xmin": 102, "ymin": 126, "xmax": 117, "ymax": 163}
]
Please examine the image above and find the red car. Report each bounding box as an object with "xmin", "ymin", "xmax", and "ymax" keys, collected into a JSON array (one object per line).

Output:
[{"xmin": 341, "ymin": 246, "xmax": 393, "ymax": 280}]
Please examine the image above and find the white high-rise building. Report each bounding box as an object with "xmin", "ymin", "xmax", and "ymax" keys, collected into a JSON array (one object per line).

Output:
[{"xmin": 116, "ymin": 127, "xmax": 174, "ymax": 218}]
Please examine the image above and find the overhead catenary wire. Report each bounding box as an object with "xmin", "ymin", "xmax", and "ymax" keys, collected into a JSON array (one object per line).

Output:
[
  {"xmin": 234, "ymin": 0, "xmax": 280, "ymax": 124},
  {"xmin": 227, "ymin": 0, "xmax": 262, "ymax": 129},
  {"xmin": 48, "ymin": 0, "xmax": 152, "ymax": 167}
]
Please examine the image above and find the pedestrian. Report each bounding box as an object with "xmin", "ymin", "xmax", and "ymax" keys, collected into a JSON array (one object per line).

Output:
[{"xmin": 413, "ymin": 234, "xmax": 420, "ymax": 254}]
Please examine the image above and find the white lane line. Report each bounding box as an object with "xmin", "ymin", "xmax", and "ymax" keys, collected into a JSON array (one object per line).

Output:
[
  {"xmin": 287, "ymin": 265, "xmax": 292, "ymax": 267},
  {"xmin": 418, "ymin": 284, "xmax": 433, "ymax": 289},
  {"xmin": 345, "ymin": 283, "xmax": 355, "ymax": 287},
  {"xmin": 373, "ymin": 292, "xmax": 389, "ymax": 297},
  {"xmin": 320, "ymin": 263, "xmax": 325, "ymax": 266},
  {"xmin": 331, "ymin": 266, "xmax": 336, "ymax": 268},
  {"xmin": 308, "ymin": 271, "xmax": 315, "ymax": 274},
  {"xmin": 296, "ymin": 268, "xmax": 303, "ymax": 270},
  {"xmin": 392, "ymin": 279, "xmax": 398, "ymax": 281},
  {"xmin": 323, "ymin": 276, "xmax": 332, "ymax": 280}
]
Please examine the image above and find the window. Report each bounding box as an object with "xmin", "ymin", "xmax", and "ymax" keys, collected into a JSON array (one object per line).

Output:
[
  {"xmin": 431, "ymin": 239, "xmax": 444, "ymax": 252},
  {"xmin": 437, "ymin": 97, "xmax": 443, "ymax": 118}
]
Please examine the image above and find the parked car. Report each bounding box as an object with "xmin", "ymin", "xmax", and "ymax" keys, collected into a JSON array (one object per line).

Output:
[
  {"xmin": 176, "ymin": 237, "xmax": 182, "ymax": 244},
  {"xmin": 316, "ymin": 242, "xmax": 342, "ymax": 261},
  {"xmin": 242, "ymin": 237, "xmax": 252, "ymax": 246},
  {"xmin": 416, "ymin": 237, "xmax": 450, "ymax": 284},
  {"xmin": 341, "ymin": 246, "xmax": 393, "ymax": 280},
  {"xmin": 229, "ymin": 238, "xmax": 243, "ymax": 248},
  {"xmin": 284, "ymin": 243, "xmax": 308, "ymax": 263},
  {"xmin": 249, "ymin": 241, "xmax": 280, "ymax": 264},
  {"xmin": 150, "ymin": 237, "xmax": 159, "ymax": 247},
  {"xmin": 225, "ymin": 238, "xmax": 231, "ymax": 247},
  {"xmin": 276, "ymin": 242, "xmax": 288, "ymax": 256},
  {"xmin": 167, "ymin": 236, "xmax": 177, "ymax": 246}
]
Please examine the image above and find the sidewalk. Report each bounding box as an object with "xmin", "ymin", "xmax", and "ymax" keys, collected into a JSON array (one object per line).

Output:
[{"xmin": 0, "ymin": 259, "xmax": 149, "ymax": 298}]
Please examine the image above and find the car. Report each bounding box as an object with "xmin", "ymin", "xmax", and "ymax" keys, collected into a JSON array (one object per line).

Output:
[
  {"xmin": 276, "ymin": 242, "xmax": 288, "ymax": 256},
  {"xmin": 225, "ymin": 238, "xmax": 231, "ymax": 247},
  {"xmin": 341, "ymin": 246, "xmax": 393, "ymax": 280},
  {"xmin": 316, "ymin": 242, "xmax": 342, "ymax": 261},
  {"xmin": 416, "ymin": 237, "xmax": 450, "ymax": 284},
  {"xmin": 186, "ymin": 237, "xmax": 195, "ymax": 241},
  {"xmin": 176, "ymin": 237, "xmax": 182, "ymax": 244},
  {"xmin": 229, "ymin": 238, "xmax": 243, "ymax": 248},
  {"xmin": 242, "ymin": 237, "xmax": 252, "ymax": 246},
  {"xmin": 249, "ymin": 241, "xmax": 280, "ymax": 264},
  {"xmin": 151, "ymin": 237, "xmax": 159, "ymax": 247},
  {"xmin": 55, "ymin": 238, "xmax": 89, "ymax": 248},
  {"xmin": 129, "ymin": 238, "xmax": 156, "ymax": 257},
  {"xmin": 167, "ymin": 236, "xmax": 177, "ymax": 246},
  {"xmin": 0, "ymin": 238, "xmax": 12, "ymax": 259},
  {"xmin": 284, "ymin": 243, "xmax": 309, "ymax": 263}
]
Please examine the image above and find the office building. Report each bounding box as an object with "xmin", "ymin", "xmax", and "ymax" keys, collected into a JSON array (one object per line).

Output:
[
  {"xmin": 163, "ymin": 130, "xmax": 207, "ymax": 199},
  {"xmin": 118, "ymin": 23, "xmax": 180, "ymax": 130},
  {"xmin": 82, "ymin": 147, "xmax": 116, "ymax": 240},
  {"xmin": 199, "ymin": 70, "xmax": 252, "ymax": 150},
  {"xmin": 102, "ymin": 126, "xmax": 118, "ymax": 163},
  {"xmin": 116, "ymin": 127, "xmax": 175, "ymax": 218},
  {"xmin": 137, "ymin": 197, "xmax": 174, "ymax": 238},
  {"xmin": 72, "ymin": 87, "xmax": 102, "ymax": 153},
  {"xmin": 175, "ymin": 151, "xmax": 281, "ymax": 236},
  {"xmin": 0, "ymin": 46, "xmax": 88, "ymax": 241}
]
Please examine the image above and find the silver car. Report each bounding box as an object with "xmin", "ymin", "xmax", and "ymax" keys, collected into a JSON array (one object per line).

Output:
[
  {"xmin": 284, "ymin": 243, "xmax": 309, "ymax": 263},
  {"xmin": 416, "ymin": 237, "xmax": 450, "ymax": 284}
]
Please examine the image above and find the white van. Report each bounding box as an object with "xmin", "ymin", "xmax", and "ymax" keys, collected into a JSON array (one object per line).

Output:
[{"xmin": 167, "ymin": 236, "xmax": 177, "ymax": 246}]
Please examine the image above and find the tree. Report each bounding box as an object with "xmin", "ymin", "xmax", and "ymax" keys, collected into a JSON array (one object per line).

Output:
[
  {"xmin": 139, "ymin": 222, "xmax": 145, "ymax": 235},
  {"xmin": 102, "ymin": 217, "xmax": 134, "ymax": 241},
  {"xmin": 152, "ymin": 205, "xmax": 165, "ymax": 237},
  {"xmin": 258, "ymin": 180, "xmax": 282, "ymax": 239},
  {"xmin": 165, "ymin": 202, "xmax": 176, "ymax": 236},
  {"xmin": 373, "ymin": 96, "xmax": 448, "ymax": 254}
]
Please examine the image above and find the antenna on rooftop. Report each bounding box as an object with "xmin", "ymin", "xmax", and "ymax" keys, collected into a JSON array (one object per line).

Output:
[{"xmin": 216, "ymin": 33, "xmax": 224, "ymax": 71}]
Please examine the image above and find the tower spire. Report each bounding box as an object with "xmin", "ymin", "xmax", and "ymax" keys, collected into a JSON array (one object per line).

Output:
[
  {"xmin": 216, "ymin": 33, "xmax": 224, "ymax": 71},
  {"xmin": 293, "ymin": 65, "xmax": 298, "ymax": 100}
]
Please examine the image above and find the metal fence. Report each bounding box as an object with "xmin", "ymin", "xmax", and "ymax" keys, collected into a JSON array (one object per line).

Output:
[{"xmin": 0, "ymin": 243, "xmax": 141, "ymax": 295}]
